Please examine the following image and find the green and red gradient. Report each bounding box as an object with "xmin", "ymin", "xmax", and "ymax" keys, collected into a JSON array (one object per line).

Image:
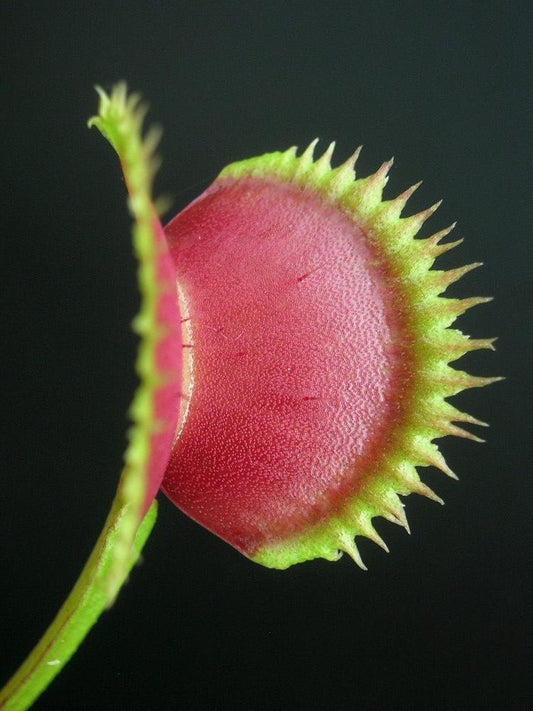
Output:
[
  {"xmin": 142, "ymin": 219, "xmax": 183, "ymax": 514},
  {"xmin": 162, "ymin": 175, "xmax": 412, "ymax": 557},
  {"xmin": 160, "ymin": 144, "xmax": 499, "ymax": 569},
  {"xmin": 87, "ymin": 88, "xmax": 497, "ymax": 570},
  {"xmin": 0, "ymin": 84, "xmax": 499, "ymax": 711}
]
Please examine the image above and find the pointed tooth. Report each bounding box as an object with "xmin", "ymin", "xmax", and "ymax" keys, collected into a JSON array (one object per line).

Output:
[
  {"xmin": 436, "ymin": 262, "xmax": 483, "ymax": 289},
  {"xmin": 440, "ymin": 422, "xmax": 486, "ymax": 443},
  {"xmin": 366, "ymin": 489, "xmax": 400, "ymax": 519},
  {"xmin": 437, "ymin": 402, "xmax": 491, "ymax": 429},
  {"xmin": 382, "ymin": 510, "xmax": 401, "ymax": 527},
  {"xmin": 114, "ymin": 82, "xmax": 128, "ymax": 106},
  {"xmin": 460, "ymin": 295, "xmax": 493, "ymax": 310},
  {"xmin": 132, "ymin": 100, "xmax": 149, "ymax": 131},
  {"xmin": 429, "ymin": 222, "xmax": 457, "ymax": 242},
  {"xmin": 475, "ymin": 375, "xmax": 505, "ymax": 388},
  {"xmin": 338, "ymin": 533, "xmax": 367, "ymax": 570},
  {"xmin": 438, "ymin": 296, "xmax": 493, "ymax": 319},
  {"xmin": 394, "ymin": 180, "xmax": 423, "ymax": 209},
  {"xmin": 412, "ymin": 437, "xmax": 459, "ymax": 479},
  {"xmin": 344, "ymin": 145, "xmax": 363, "ymax": 172},
  {"xmin": 117, "ymin": 87, "xmax": 129, "ymax": 108},
  {"xmin": 297, "ymin": 138, "xmax": 319, "ymax": 170},
  {"xmin": 125, "ymin": 86, "xmax": 141, "ymax": 110},
  {"xmin": 416, "ymin": 200, "xmax": 443, "ymax": 223},
  {"xmin": 379, "ymin": 507, "xmax": 402, "ymax": 525},
  {"xmin": 390, "ymin": 462, "xmax": 420, "ymax": 496},
  {"xmin": 477, "ymin": 337, "xmax": 497, "ymax": 352},
  {"xmin": 411, "ymin": 481, "xmax": 445, "ymax": 505},
  {"xmin": 427, "ymin": 449, "xmax": 458, "ymax": 480},
  {"xmin": 438, "ymin": 370, "xmax": 504, "ymax": 394},
  {"xmin": 427, "ymin": 199, "xmax": 443, "ymax": 215},
  {"xmin": 314, "ymin": 141, "xmax": 335, "ymax": 170},
  {"xmin": 462, "ymin": 414, "xmax": 490, "ymax": 427},
  {"xmin": 377, "ymin": 181, "xmax": 423, "ymax": 222},
  {"xmin": 394, "ymin": 505, "xmax": 411, "ymax": 534},
  {"xmin": 402, "ymin": 200, "xmax": 442, "ymax": 238},
  {"xmin": 327, "ymin": 146, "xmax": 361, "ymax": 193},
  {"xmin": 359, "ymin": 521, "xmax": 390, "ymax": 553},
  {"xmin": 431, "ymin": 238, "xmax": 464, "ymax": 257},
  {"xmin": 401, "ymin": 180, "xmax": 423, "ymax": 199},
  {"xmin": 425, "ymin": 223, "xmax": 462, "ymax": 256},
  {"xmin": 312, "ymin": 142, "xmax": 336, "ymax": 183},
  {"xmin": 277, "ymin": 146, "xmax": 298, "ymax": 173},
  {"xmin": 94, "ymin": 84, "xmax": 109, "ymax": 105},
  {"xmin": 143, "ymin": 124, "xmax": 163, "ymax": 156},
  {"xmin": 435, "ymin": 331, "xmax": 497, "ymax": 357},
  {"xmin": 374, "ymin": 157, "xmax": 394, "ymax": 186},
  {"xmin": 448, "ymin": 335, "xmax": 498, "ymax": 354},
  {"xmin": 333, "ymin": 146, "xmax": 362, "ymax": 179},
  {"xmin": 366, "ymin": 158, "xmax": 394, "ymax": 192},
  {"xmin": 377, "ymin": 492, "xmax": 411, "ymax": 533},
  {"xmin": 448, "ymin": 407, "xmax": 490, "ymax": 428},
  {"xmin": 352, "ymin": 157, "xmax": 394, "ymax": 207}
]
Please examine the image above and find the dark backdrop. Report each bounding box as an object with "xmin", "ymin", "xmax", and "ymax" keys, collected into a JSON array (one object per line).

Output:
[{"xmin": 2, "ymin": 2, "xmax": 531, "ymax": 710}]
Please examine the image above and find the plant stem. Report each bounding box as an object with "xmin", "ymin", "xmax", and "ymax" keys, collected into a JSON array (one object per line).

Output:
[{"xmin": 0, "ymin": 499, "xmax": 157, "ymax": 710}]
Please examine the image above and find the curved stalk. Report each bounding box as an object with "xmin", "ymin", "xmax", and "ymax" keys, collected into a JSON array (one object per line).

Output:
[
  {"xmin": 0, "ymin": 84, "xmax": 181, "ymax": 709},
  {"xmin": 0, "ymin": 501, "xmax": 157, "ymax": 710}
]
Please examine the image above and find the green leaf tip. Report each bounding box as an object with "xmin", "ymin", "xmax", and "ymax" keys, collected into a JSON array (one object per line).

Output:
[{"xmin": 88, "ymin": 82, "xmax": 164, "ymax": 214}]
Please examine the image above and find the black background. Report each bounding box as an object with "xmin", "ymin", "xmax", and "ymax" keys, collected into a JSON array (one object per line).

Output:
[{"xmin": 2, "ymin": 2, "xmax": 532, "ymax": 710}]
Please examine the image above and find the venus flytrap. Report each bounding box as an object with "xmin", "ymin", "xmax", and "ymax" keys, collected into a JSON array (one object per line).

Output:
[
  {"xmin": 162, "ymin": 139, "xmax": 500, "ymax": 568},
  {"xmin": 0, "ymin": 84, "xmax": 499, "ymax": 710}
]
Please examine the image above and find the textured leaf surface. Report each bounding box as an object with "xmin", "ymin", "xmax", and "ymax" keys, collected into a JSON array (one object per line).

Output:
[{"xmin": 162, "ymin": 142, "xmax": 499, "ymax": 569}]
